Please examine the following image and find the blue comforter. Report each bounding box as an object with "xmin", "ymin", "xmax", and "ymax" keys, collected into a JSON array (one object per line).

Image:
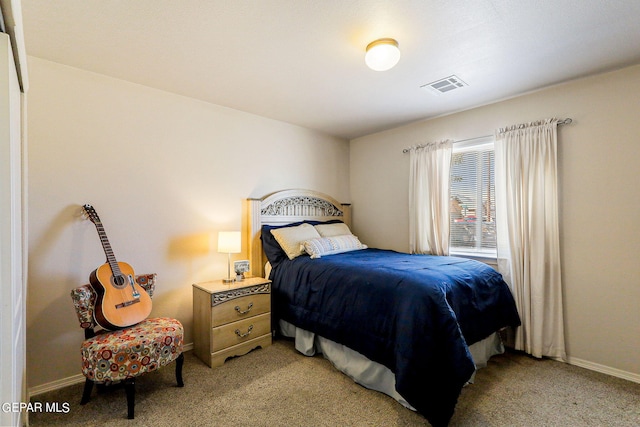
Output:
[{"xmin": 270, "ymin": 248, "xmax": 520, "ymax": 426}]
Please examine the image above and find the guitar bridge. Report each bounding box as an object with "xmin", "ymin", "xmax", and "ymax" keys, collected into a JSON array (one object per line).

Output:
[{"xmin": 115, "ymin": 299, "xmax": 140, "ymax": 309}]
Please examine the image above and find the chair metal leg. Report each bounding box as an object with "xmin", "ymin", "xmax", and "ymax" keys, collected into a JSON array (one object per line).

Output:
[
  {"xmin": 175, "ymin": 353, "xmax": 184, "ymax": 387},
  {"xmin": 124, "ymin": 378, "xmax": 135, "ymax": 419},
  {"xmin": 80, "ymin": 379, "xmax": 93, "ymax": 405}
]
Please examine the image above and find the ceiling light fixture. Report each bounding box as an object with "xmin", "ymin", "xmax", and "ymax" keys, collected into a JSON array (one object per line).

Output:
[{"xmin": 365, "ymin": 38, "xmax": 401, "ymax": 71}]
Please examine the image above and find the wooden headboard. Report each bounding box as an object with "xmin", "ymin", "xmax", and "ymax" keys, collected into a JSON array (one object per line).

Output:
[{"xmin": 245, "ymin": 189, "xmax": 351, "ymax": 278}]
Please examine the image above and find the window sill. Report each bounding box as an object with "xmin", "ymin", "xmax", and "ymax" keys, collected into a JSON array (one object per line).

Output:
[{"xmin": 450, "ymin": 251, "xmax": 498, "ymax": 268}]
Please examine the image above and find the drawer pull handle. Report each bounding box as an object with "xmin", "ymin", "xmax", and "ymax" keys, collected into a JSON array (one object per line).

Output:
[
  {"xmin": 235, "ymin": 325, "xmax": 253, "ymax": 338},
  {"xmin": 234, "ymin": 302, "xmax": 253, "ymax": 315}
]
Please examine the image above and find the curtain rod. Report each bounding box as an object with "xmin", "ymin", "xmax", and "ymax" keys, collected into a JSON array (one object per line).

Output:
[{"xmin": 402, "ymin": 118, "xmax": 572, "ymax": 153}]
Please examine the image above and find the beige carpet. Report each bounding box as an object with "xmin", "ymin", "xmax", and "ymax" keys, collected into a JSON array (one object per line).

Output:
[{"xmin": 29, "ymin": 339, "xmax": 640, "ymax": 426}]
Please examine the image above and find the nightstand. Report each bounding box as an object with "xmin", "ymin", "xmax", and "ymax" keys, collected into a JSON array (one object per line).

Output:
[{"xmin": 192, "ymin": 277, "xmax": 272, "ymax": 368}]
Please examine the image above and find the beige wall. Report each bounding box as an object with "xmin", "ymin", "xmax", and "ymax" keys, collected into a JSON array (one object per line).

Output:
[
  {"xmin": 350, "ymin": 65, "xmax": 640, "ymax": 379},
  {"xmin": 26, "ymin": 56, "xmax": 349, "ymax": 390},
  {"xmin": 27, "ymin": 53, "xmax": 639, "ymax": 391}
]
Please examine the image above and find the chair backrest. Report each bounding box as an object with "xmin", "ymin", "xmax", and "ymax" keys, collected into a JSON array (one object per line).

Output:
[{"xmin": 70, "ymin": 274, "xmax": 156, "ymax": 332}]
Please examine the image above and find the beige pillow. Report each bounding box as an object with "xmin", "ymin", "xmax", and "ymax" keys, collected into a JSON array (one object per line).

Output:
[
  {"xmin": 270, "ymin": 223, "xmax": 321, "ymax": 260},
  {"xmin": 314, "ymin": 222, "xmax": 352, "ymax": 237}
]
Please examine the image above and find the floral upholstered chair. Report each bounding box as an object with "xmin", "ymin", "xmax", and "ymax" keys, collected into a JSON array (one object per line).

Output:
[{"xmin": 70, "ymin": 274, "xmax": 184, "ymax": 419}]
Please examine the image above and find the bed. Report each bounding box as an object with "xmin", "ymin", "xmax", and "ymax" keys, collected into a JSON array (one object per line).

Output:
[{"xmin": 245, "ymin": 189, "xmax": 520, "ymax": 426}]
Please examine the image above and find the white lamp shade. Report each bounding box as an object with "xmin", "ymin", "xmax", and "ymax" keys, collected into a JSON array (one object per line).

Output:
[
  {"xmin": 218, "ymin": 231, "xmax": 241, "ymax": 254},
  {"xmin": 365, "ymin": 38, "xmax": 401, "ymax": 71}
]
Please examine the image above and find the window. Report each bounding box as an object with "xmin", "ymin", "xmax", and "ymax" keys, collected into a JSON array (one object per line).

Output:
[{"xmin": 450, "ymin": 138, "xmax": 496, "ymax": 257}]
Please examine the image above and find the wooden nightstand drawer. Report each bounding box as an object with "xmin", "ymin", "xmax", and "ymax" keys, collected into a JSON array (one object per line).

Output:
[
  {"xmin": 211, "ymin": 293, "xmax": 270, "ymax": 327},
  {"xmin": 193, "ymin": 277, "xmax": 272, "ymax": 368},
  {"xmin": 211, "ymin": 312, "xmax": 271, "ymax": 352}
]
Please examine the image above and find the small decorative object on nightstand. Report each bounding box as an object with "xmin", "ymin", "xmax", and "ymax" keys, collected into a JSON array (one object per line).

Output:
[
  {"xmin": 234, "ymin": 260, "xmax": 250, "ymax": 281},
  {"xmin": 192, "ymin": 277, "xmax": 272, "ymax": 368}
]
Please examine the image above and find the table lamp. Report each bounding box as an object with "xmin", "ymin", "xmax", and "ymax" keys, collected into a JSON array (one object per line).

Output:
[{"xmin": 218, "ymin": 231, "xmax": 241, "ymax": 283}]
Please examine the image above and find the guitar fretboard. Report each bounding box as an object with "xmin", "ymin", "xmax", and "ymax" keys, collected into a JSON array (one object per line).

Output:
[{"xmin": 94, "ymin": 221, "xmax": 122, "ymax": 277}]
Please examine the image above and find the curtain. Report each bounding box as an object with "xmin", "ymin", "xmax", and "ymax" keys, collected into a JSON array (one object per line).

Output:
[
  {"xmin": 494, "ymin": 119, "xmax": 566, "ymax": 360},
  {"xmin": 409, "ymin": 140, "xmax": 453, "ymax": 255}
]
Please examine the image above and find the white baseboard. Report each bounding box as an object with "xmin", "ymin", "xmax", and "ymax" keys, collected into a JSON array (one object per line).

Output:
[
  {"xmin": 28, "ymin": 342, "xmax": 194, "ymax": 397},
  {"xmin": 29, "ymin": 373, "xmax": 86, "ymax": 397},
  {"xmin": 566, "ymin": 356, "xmax": 640, "ymax": 384}
]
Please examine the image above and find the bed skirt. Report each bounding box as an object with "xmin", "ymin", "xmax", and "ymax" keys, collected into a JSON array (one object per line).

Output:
[{"xmin": 279, "ymin": 319, "xmax": 504, "ymax": 410}]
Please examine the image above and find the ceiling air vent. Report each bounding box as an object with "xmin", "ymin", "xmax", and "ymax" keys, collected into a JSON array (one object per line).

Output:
[{"xmin": 421, "ymin": 75, "xmax": 467, "ymax": 94}]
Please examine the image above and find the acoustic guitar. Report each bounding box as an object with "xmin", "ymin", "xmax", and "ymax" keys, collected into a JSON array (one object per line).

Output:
[{"xmin": 83, "ymin": 204, "xmax": 152, "ymax": 330}]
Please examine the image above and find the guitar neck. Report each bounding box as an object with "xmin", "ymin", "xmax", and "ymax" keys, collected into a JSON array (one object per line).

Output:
[{"xmin": 94, "ymin": 221, "xmax": 122, "ymax": 276}]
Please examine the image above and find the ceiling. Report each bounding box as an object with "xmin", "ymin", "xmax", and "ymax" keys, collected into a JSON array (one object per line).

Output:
[{"xmin": 20, "ymin": 0, "xmax": 640, "ymax": 140}]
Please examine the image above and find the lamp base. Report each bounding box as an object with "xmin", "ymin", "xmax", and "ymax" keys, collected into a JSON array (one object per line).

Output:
[{"xmin": 223, "ymin": 253, "xmax": 236, "ymax": 283}]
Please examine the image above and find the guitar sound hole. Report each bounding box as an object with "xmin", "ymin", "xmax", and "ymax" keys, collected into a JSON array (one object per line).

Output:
[{"xmin": 113, "ymin": 275, "xmax": 126, "ymax": 287}]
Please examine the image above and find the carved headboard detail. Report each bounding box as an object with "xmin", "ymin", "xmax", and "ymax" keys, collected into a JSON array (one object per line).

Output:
[
  {"xmin": 261, "ymin": 195, "xmax": 345, "ymax": 217},
  {"xmin": 245, "ymin": 189, "xmax": 351, "ymax": 278}
]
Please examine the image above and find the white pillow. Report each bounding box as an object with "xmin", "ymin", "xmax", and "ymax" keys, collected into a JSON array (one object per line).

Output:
[
  {"xmin": 314, "ymin": 222, "xmax": 353, "ymax": 237},
  {"xmin": 270, "ymin": 223, "xmax": 321, "ymax": 260},
  {"xmin": 302, "ymin": 235, "xmax": 367, "ymax": 259}
]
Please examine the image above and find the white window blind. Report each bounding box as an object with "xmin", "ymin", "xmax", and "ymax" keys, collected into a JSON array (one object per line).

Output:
[{"xmin": 450, "ymin": 138, "xmax": 496, "ymax": 257}]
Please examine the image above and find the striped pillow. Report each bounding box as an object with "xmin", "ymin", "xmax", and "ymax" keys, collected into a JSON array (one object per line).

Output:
[{"xmin": 302, "ymin": 235, "xmax": 367, "ymax": 259}]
